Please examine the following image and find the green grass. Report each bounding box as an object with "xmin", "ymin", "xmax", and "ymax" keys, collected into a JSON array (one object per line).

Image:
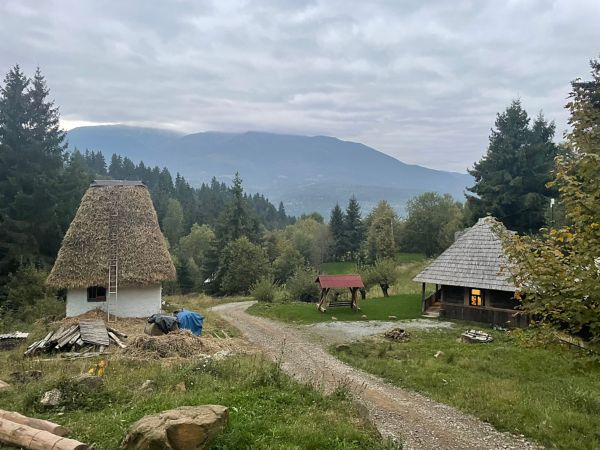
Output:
[
  {"xmin": 395, "ymin": 253, "xmax": 426, "ymax": 264},
  {"xmin": 331, "ymin": 327, "xmax": 600, "ymax": 450},
  {"xmin": 0, "ymin": 353, "xmax": 390, "ymax": 450},
  {"xmin": 320, "ymin": 261, "xmax": 358, "ymax": 274},
  {"xmin": 248, "ymin": 294, "xmax": 422, "ymax": 324}
]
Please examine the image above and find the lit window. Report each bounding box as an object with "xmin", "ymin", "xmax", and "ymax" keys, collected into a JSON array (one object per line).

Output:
[{"xmin": 470, "ymin": 288, "xmax": 483, "ymax": 306}]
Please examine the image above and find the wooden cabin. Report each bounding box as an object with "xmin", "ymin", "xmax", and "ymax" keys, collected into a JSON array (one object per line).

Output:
[{"xmin": 413, "ymin": 216, "xmax": 528, "ymax": 328}]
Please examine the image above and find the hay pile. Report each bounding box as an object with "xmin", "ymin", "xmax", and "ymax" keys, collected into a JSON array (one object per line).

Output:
[{"xmin": 123, "ymin": 330, "xmax": 223, "ymax": 359}]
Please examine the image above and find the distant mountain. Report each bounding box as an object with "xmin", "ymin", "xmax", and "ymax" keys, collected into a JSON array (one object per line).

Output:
[{"xmin": 67, "ymin": 125, "xmax": 472, "ymax": 217}]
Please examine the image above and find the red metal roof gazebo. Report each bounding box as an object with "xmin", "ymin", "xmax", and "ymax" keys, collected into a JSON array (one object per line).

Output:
[{"xmin": 315, "ymin": 274, "xmax": 364, "ymax": 312}]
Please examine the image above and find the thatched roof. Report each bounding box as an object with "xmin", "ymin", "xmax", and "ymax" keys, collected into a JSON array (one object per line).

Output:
[
  {"xmin": 47, "ymin": 181, "xmax": 176, "ymax": 288},
  {"xmin": 413, "ymin": 216, "xmax": 515, "ymax": 292}
]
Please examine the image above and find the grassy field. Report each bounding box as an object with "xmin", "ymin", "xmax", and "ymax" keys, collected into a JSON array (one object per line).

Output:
[
  {"xmin": 320, "ymin": 261, "xmax": 358, "ymax": 274},
  {"xmin": 0, "ymin": 295, "xmax": 393, "ymax": 450},
  {"xmin": 331, "ymin": 328, "xmax": 600, "ymax": 450},
  {"xmin": 248, "ymin": 294, "xmax": 422, "ymax": 324}
]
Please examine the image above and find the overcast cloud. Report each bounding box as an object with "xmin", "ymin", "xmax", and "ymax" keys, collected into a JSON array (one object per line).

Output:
[{"xmin": 1, "ymin": 0, "xmax": 599, "ymax": 172}]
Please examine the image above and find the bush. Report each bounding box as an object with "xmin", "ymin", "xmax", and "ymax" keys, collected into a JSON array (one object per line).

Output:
[
  {"xmin": 285, "ymin": 267, "xmax": 320, "ymax": 302},
  {"xmin": 250, "ymin": 276, "xmax": 277, "ymax": 303}
]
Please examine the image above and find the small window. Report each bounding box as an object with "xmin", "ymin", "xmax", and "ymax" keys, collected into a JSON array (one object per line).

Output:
[
  {"xmin": 470, "ymin": 288, "xmax": 483, "ymax": 306},
  {"xmin": 87, "ymin": 286, "xmax": 107, "ymax": 302}
]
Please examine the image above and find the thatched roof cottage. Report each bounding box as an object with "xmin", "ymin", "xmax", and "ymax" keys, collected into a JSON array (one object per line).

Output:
[
  {"xmin": 47, "ymin": 180, "xmax": 176, "ymax": 317},
  {"xmin": 414, "ymin": 216, "xmax": 527, "ymax": 328}
]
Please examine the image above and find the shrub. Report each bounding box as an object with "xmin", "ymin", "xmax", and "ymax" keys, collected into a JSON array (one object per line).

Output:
[
  {"xmin": 285, "ymin": 267, "xmax": 319, "ymax": 302},
  {"xmin": 251, "ymin": 276, "xmax": 277, "ymax": 303}
]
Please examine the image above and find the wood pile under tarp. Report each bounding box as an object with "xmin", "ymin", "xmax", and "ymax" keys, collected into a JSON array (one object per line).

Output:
[{"xmin": 25, "ymin": 320, "xmax": 127, "ymax": 357}]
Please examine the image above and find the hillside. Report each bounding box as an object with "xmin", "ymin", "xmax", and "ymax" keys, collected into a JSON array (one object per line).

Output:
[{"xmin": 67, "ymin": 125, "xmax": 472, "ymax": 216}]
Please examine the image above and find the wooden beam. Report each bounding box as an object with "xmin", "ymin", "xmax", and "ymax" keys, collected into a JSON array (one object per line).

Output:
[
  {"xmin": 0, "ymin": 410, "xmax": 69, "ymax": 437},
  {"xmin": 421, "ymin": 282, "xmax": 426, "ymax": 313},
  {"xmin": 0, "ymin": 418, "xmax": 89, "ymax": 450}
]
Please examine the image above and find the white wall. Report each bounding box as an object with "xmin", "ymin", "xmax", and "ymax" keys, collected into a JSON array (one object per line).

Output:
[{"xmin": 66, "ymin": 285, "xmax": 162, "ymax": 318}]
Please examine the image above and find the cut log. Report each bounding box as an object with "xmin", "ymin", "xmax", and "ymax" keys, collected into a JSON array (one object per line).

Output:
[
  {"xmin": 0, "ymin": 418, "xmax": 89, "ymax": 450},
  {"xmin": 0, "ymin": 410, "xmax": 69, "ymax": 437},
  {"xmin": 106, "ymin": 326, "xmax": 127, "ymax": 339},
  {"xmin": 107, "ymin": 331, "xmax": 126, "ymax": 349}
]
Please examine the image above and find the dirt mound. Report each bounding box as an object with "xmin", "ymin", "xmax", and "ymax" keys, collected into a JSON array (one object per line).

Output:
[
  {"xmin": 123, "ymin": 330, "xmax": 225, "ymax": 359},
  {"xmin": 57, "ymin": 309, "xmax": 108, "ymax": 327}
]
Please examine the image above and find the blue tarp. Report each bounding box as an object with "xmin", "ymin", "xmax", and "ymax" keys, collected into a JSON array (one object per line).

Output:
[{"xmin": 176, "ymin": 309, "xmax": 204, "ymax": 336}]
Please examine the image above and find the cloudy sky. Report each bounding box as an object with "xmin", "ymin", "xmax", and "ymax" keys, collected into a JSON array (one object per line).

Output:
[{"xmin": 1, "ymin": 1, "xmax": 599, "ymax": 172}]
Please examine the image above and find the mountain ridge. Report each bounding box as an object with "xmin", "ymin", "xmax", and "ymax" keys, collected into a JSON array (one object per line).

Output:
[{"xmin": 67, "ymin": 125, "xmax": 472, "ymax": 216}]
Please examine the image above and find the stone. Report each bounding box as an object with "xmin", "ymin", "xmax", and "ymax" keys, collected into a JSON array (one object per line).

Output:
[
  {"xmin": 71, "ymin": 373, "xmax": 104, "ymax": 389},
  {"xmin": 331, "ymin": 316, "xmax": 338, "ymax": 321},
  {"xmin": 10, "ymin": 370, "xmax": 42, "ymax": 383},
  {"xmin": 145, "ymin": 323, "xmax": 165, "ymax": 336},
  {"xmin": 121, "ymin": 405, "xmax": 228, "ymax": 450},
  {"xmin": 140, "ymin": 379, "xmax": 157, "ymax": 392},
  {"xmin": 0, "ymin": 379, "xmax": 10, "ymax": 391},
  {"xmin": 40, "ymin": 389, "xmax": 62, "ymax": 407},
  {"xmin": 388, "ymin": 315, "xmax": 397, "ymax": 320},
  {"xmin": 434, "ymin": 350, "xmax": 444, "ymax": 358},
  {"xmin": 360, "ymin": 315, "xmax": 368, "ymax": 320},
  {"xmin": 175, "ymin": 382, "xmax": 186, "ymax": 392}
]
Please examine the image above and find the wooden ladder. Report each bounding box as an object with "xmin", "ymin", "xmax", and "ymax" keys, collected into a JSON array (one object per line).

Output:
[{"xmin": 107, "ymin": 198, "xmax": 119, "ymax": 321}]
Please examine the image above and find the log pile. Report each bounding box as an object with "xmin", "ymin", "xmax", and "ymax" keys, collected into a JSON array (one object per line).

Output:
[
  {"xmin": 461, "ymin": 329, "xmax": 493, "ymax": 343},
  {"xmin": 384, "ymin": 328, "xmax": 410, "ymax": 341},
  {"xmin": 24, "ymin": 320, "xmax": 127, "ymax": 356},
  {"xmin": 0, "ymin": 409, "xmax": 90, "ymax": 450}
]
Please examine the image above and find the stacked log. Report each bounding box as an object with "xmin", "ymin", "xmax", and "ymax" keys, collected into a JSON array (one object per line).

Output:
[
  {"xmin": 24, "ymin": 321, "xmax": 127, "ymax": 356},
  {"xmin": 0, "ymin": 410, "xmax": 89, "ymax": 450}
]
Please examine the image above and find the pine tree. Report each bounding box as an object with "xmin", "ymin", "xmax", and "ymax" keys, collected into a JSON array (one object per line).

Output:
[
  {"xmin": 0, "ymin": 66, "xmax": 66, "ymax": 279},
  {"xmin": 329, "ymin": 204, "xmax": 346, "ymax": 259},
  {"xmin": 466, "ymin": 100, "xmax": 558, "ymax": 233},
  {"xmin": 343, "ymin": 196, "xmax": 363, "ymax": 260}
]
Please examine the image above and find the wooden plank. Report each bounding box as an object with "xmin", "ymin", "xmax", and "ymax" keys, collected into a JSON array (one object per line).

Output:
[
  {"xmin": 107, "ymin": 331, "xmax": 126, "ymax": 349},
  {"xmin": 79, "ymin": 320, "xmax": 109, "ymax": 346}
]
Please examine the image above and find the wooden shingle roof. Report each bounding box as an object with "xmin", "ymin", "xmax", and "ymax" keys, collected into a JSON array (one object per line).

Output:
[{"xmin": 413, "ymin": 216, "xmax": 515, "ymax": 292}]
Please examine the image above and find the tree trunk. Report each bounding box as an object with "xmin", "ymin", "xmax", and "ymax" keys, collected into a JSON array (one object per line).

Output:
[
  {"xmin": 359, "ymin": 288, "xmax": 366, "ymax": 300},
  {"xmin": 0, "ymin": 418, "xmax": 89, "ymax": 450},
  {"xmin": 380, "ymin": 283, "xmax": 389, "ymax": 297},
  {"xmin": 0, "ymin": 410, "xmax": 69, "ymax": 436}
]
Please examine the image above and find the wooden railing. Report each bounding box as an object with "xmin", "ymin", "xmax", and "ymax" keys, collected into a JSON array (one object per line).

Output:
[
  {"xmin": 422, "ymin": 289, "xmax": 441, "ymax": 313},
  {"xmin": 440, "ymin": 303, "xmax": 529, "ymax": 328}
]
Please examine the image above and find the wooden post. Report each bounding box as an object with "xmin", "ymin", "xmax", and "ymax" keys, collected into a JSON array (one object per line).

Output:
[
  {"xmin": 0, "ymin": 418, "xmax": 89, "ymax": 450},
  {"xmin": 421, "ymin": 282, "xmax": 426, "ymax": 313},
  {"xmin": 350, "ymin": 288, "xmax": 359, "ymax": 310},
  {"xmin": 317, "ymin": 288, "xmax": 329, "ymax": 312}
]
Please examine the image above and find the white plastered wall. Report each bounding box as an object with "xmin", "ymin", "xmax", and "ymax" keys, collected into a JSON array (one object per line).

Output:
[{"xmin": 66, "ymin": 285, "xmax": 162, "ymax": 318}]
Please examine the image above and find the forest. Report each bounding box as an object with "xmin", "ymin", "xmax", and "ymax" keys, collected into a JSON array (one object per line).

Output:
[{"xmin": 1, "ymin": 59, "xmax": 598, "ymax": 343}]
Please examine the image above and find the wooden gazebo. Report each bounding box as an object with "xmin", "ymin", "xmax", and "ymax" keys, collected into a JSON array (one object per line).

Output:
[{"xmin": 315, "ymin": 274, "xmax": 364, "ymax": 312}]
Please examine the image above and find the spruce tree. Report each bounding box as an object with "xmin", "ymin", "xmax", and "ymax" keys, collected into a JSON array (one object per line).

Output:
[
  {"xmin": 343, "ymin": 196, "xmax": 363, "ymax": 260},
  {"xmin": 329, "ymin": 204, "xmax": 345, "ymax": 259},
  {"xmin": 466, "ymin": 100, "xmax": 558, "ymax": 233},
  {"xmin": 0, "ymin": 66, "xmax": 66, "ymax": 279}
]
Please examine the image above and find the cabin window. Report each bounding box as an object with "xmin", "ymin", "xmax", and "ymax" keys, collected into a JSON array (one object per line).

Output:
[
  {"xmin": 87, "ymin": 286, "xmax": 107, "ymax": 302},
  {"xmin": 469, "ymin": 288, "xmax": 483, "ymax": 306}
]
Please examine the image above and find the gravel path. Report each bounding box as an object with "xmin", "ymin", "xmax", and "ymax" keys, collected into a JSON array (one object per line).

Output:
[
  {"xmin": 304, "ymin": 318, "xmax": 455, "ymax": 344},
  {"xmin": 213, "ymin": 301, "xmax": 539, "ymax": 450}
]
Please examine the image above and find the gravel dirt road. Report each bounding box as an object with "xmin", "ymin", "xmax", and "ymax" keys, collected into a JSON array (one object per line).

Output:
[{"xmin": 213, "ymin": 301, "xmax": 539, "ymax": 450}]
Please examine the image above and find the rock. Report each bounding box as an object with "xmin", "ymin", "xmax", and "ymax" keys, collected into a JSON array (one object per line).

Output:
[
  {"xmin": 335, "ymin": 344, "xmax": 350, "ymax": 352},
  {"xmin": 388, "ymin": 315, "xmax": 397, "ymax": 320},
  {"xmin": 40, "ymin": 389, "xmax": 62, "ymax": 406},
  {"xmin": 0, "ymin": 379, "xmax": 10, "ymax": 391},
  {"xmin": 360, "ymin": 315, "xmax": 368, "ymax": 320},
  {"xmin": 384, "ymin": 328, "xmax": 410, "ymax": 341},
  {"xmin": 175, "ymin": 382, "xmax": 186, "ymax": 392},
  {"xmin": 434, "ymin": 350, "xmax": 444, "ymax": 358},
  {"xmin": 331, "ymin": 316, "xmax": 338, "ymax": 321},
  {"xmin": 144, "ymin": 323, "xmax": 165, "ymax": 336},
  {"xmin": 121, "ymin": 405, "xmax": 228, "ymax": 450},
  {"xmin": 71, "ymin": 373, "xmax": 104, "ymax": 389},
  {"xmin": 140, "ymin": 379, "xmax": 157, "ymax": 392},
  {"xmin": 10, "ymin": 370, "xmax": 42, "ymax": 383}
]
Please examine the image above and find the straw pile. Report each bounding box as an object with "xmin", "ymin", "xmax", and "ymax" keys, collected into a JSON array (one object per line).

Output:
[
  {"xmin": 47, "ymin": 181, "xmax": 176, "ymax": 289},
  {"xmin": 123, "ymin": 330, "xmax": 219, "ymax": 359}
]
